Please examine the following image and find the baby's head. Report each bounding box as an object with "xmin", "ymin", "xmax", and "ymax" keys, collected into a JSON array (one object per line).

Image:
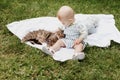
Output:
[{"xmin": 57, "ymin": 6, "xmax": 75, "ymax": 27}]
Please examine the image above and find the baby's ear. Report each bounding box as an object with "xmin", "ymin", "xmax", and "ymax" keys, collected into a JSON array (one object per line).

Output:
[
  {"xmin": 69, "ymin": 17, "xmax": 75, "ymax": 22},
  {"xmin": 69, "ymin": 19, "xmax": 73, "ymax": 22},
  {"xmin": 69, "ymin": 19, "xmax": 72, "ymax": 20}
]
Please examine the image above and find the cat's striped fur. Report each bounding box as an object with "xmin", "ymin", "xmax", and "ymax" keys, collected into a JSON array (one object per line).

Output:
[{"xmin": 21, "ymin": 29, "xmax": 65, "ymax": 46}]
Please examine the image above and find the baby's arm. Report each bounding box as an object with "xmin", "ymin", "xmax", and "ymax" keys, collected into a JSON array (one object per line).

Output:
[
  {"xmin": 79, "ymin": 24, "xmax": 88, "ymax": 42},
  {"xmin": 74, "ymin": 24, "xmax": 88, "ymax": 45},
  {"xmin": 74, "ymin": 25, "xmax": 88, "ymax": 45}
]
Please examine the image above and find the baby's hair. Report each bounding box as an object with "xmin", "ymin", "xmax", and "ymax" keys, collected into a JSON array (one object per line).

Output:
[{"xmin": 57, "ymin": 6, "xmax": 75, "ymax": 20}]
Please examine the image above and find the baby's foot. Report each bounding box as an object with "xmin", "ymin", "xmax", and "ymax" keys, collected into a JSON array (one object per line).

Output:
[
  {"xmin": 42, "ymin": 46, "xmax": 54, "ymax": 56},
  {"xmin": 72, "ymin": 52, "xmax": 85, "ymax": 60}
]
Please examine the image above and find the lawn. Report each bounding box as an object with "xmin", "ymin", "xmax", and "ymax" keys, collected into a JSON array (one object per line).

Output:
[{"xmin": 0, "ymin": 0, "xmax": 120, "ymax": 80}]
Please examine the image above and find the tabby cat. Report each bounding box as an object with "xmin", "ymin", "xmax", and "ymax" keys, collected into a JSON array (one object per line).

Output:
[{"xmin": 21, "ymin": 29, "xmax": 65, "ymax": 46}]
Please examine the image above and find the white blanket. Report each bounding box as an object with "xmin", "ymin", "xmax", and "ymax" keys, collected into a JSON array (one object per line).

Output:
[{"xmin": 7, "ymin": 14, "xmax": 120, "ymax": 62}]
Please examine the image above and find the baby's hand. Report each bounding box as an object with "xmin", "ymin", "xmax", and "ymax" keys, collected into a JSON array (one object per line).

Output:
[{"xmin": 73, "ymin": 38, "xmax": 81, "ymax": 46}]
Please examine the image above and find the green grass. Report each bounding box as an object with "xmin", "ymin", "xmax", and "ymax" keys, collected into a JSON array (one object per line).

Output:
[{"xmin": 0, "ymin": 0, "xmax": 120, "ymax": 80}]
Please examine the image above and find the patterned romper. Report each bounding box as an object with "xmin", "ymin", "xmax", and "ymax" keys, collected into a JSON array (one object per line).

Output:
[{"xmin": 61, "ymin": 22, "xmax": 88, "ymax": 48}]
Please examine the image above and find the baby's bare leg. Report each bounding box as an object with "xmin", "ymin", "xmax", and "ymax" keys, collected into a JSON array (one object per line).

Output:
[
  {"xmin": 73, "ymin": 43, "xmax": 84, "ymax": 53},
  {"xmin": 50, "ymin": 39, "xmax": 65, "ymax": 52},
  {"xmin": 72, "ymin": 43, "xmax": 85, "ymax": 60}
]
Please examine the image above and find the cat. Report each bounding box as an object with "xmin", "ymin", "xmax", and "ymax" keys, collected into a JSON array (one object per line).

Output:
[
  {"xmin": 21, "ymin": 29, "xmax": 65, "ymax": 46},
  {"xmin": 21, "ymin": 29, "xmax": 51, "ymax": 45},
  {"xmin": 47, "ymin": 29, "xmax": 65, "ymax": 46}
]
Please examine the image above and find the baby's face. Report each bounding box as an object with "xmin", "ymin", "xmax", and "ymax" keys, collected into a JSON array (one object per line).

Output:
[
  {"xmin": 57, "ymin": 6, "xmax": 75, "ymax": 27},
  {"xmin": 58, "ymin": 16, "xmax": 72, "ymax": 27}
]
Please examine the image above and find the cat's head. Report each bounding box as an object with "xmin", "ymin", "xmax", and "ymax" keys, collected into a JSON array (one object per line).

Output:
[
  {"xmin": 47, "ymin": 33, "xmax": 58, "ymax": 47},
  {"xmin": 55, "ymin": 29, "xmax": 65, "ymax": 39},
  {"xmin": 47, "ymin": 29, "xmax": 65, "ymax": 46}
]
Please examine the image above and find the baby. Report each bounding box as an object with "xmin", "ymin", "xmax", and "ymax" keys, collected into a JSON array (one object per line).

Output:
[{"xmin": 42, "ymin": 6, "xmax": 88, "ymax": 60}]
